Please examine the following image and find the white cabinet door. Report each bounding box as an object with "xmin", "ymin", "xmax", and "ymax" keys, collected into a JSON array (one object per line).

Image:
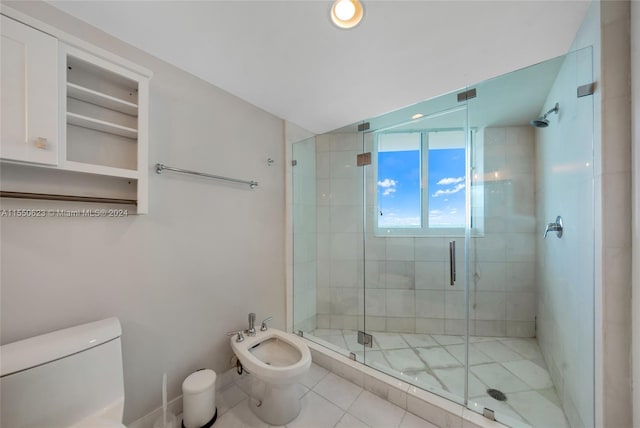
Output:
[{"xmin": 1, "ymin": 15, "xmax": 58, "ymax": 165}]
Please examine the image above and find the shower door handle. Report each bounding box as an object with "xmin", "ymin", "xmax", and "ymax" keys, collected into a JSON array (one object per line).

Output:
[{"xmin": 449, "ymin": 241, "xmax": 456, "ymax": 286}]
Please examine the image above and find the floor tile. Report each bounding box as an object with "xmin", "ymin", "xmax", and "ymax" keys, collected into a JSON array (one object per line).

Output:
[
  {"xmin": 416, "ymin": 347, "xmax": 461, "ymax": 369},
  {"xmin": 468, "ymin": 336, "xmax": 498, "ymax": 343},
  {"xmin": 473, "ymin": 341, "xmax": 524, "ymax": 362},
  {"xmin": 348, "ymin": 390, "xmax": 406, "ymax": 428},
  {"xmin": 432, "ymin": 367, "xmax": 487, "ymax": 397},
  {"xmin": 335, "ymin": 413, "xmax": 372, "ymax": 428},
  {"xmin": 317, "ymin": 334, "xmax": 349, "ymax": 350},
  {"xmin": 217, "ymin": 384, "xmax": 248, "ymax": 416},
  {"xmin": 286, "ymin": 391, "xmax": 345, "ymax": 428},
  {"xmin": 214, "ymin": 398, "xmax": 268, "ymax": 428},
  {"xmin": 500, "ymin": 338, "xmax": 544, "ymax": 360},
  {"xmin": 372, "ymin": 332, "xmax": 410, "ymax": 349},
  {"xmin": 507, "ymin": 390, "xmax": 569, "ymax": 428},
  {"xmin": 384, "ymin": 349, "xmax": 426, "ymax": 371},
  {"xmin": 359, "ymin": 350, "xmax": 391, "ymax": 370},
  {"xmin": 401, "ymin": 334, "xmax": 439, "ymax": 348},
  {"xmin": 313, "ymin": 373, "xmax": 363, "ymax": 410},
  {"xmin": 401, "ymin": 371, "xmax": 444, "ymax": 392},
  {"xmin": 398, "ymin": 411, "xmax": 439, "ymax": 428},
  {"xmin": 470, "ymin": 363, "xmax": 530, "ymax": 393},
  {"xmin": 299, "ymin": 332, "xmax": 570, "ymax": 428},
  {"xmin": 234, "ymin": 373, "xmax": 259, "ymax": 397},
  {"xmin": 467, "ymin": 395, "xmax": 525, "ymax": 424},
  {"xmin": 301, "ymin": 363, "xmax": 329, "ymax": 389},
  {"xmin": 445, "ymin": 343, "xmax": 493, "ymax": 365},
  {"xmin": 431, "ymin": 334, "xmax": 465, "ymax": 345},
  {"xmin": 536, "ymin": 387, "xmax": 563, "ymax": 407},
  {"xmin": 502, "ymin": 359, "xmax": 553, "ymax": 389},
  {"xmin": 295, "ymin": 383, "xmax": 310, "ymax": 399}
]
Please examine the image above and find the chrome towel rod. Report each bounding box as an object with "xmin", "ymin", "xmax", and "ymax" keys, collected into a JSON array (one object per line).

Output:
[{"xmin": 155, "ymin": 164, "xmax": 258, "ymax": 189}]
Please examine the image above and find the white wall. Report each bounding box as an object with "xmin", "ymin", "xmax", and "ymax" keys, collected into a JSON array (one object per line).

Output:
[
  {"xmin": 631, "ymin": 0, "xmax": 640, "ymax": 424},
  {"xmin": 598, "ymin": 1, "xmax": 633, "ymax": 427},
  {"xmin": 0, "ymin": 2, "xmax": 285, "ymax": 424}
]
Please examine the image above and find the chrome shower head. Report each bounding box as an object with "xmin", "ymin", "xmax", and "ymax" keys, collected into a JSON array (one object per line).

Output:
[
  {"xmin": 530, "ymin": 102, "xmax": 559, "ymax": 128},
  {"xmin": 530, "ymin": 118, "xmax": 549, "ymax": 128}
]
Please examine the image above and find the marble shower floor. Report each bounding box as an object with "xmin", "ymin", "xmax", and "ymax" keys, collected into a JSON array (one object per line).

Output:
[{"xmin": 309, "ymin": 329, "xmax": 569, "ymax": 428}]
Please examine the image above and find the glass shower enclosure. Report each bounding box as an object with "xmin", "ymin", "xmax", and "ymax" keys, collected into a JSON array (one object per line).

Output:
[{"xmin": 292, "ymin": 47, "xmax": 594, "ymax": 428}]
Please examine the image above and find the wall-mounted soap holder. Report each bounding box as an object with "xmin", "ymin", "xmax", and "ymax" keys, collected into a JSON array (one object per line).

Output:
[{"xmin": 544, "ymin": 216, "xmax": 563, "ymax": 239}]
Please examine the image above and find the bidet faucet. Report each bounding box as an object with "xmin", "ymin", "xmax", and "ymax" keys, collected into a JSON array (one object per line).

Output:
[
  {"xmin": 261, "ymin": 317, "xmax": 273, "ymax": 331},
  {"xmin": 247, "ymin": 312, "xmax": 256, "ymax": 336}
]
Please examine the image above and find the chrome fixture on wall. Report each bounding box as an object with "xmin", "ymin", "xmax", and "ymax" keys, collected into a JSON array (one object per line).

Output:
[
  {"xmin": 530, "ymin": 102, "xmax": 560, "ymax": 128},
  {"xmin": 544, "ymin": 216, "xmax": 564, "ymax": 239}
]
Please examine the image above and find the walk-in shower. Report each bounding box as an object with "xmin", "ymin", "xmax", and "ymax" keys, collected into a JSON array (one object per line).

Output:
[{"xmin": 292, "ymin": 48, "xmax": 594, "ymax": 428}]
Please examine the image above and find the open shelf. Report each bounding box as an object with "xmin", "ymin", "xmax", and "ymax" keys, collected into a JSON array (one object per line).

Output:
[
  {"xmin": 63, "ymin": 160, "xmax": 138, "ymax": 179},
  {"xmin": 67, "ymin": 112, "xmax": 138, "ymax": 139},
  {"xmin": 67, "ymin": 82, "xmax": 138, "ymax": 116}
]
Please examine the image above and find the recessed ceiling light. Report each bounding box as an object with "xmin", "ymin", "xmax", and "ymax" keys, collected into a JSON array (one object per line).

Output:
[
  {"xmin": 330, "ymin": 0, "xmax": 364, "ymax": 29},
  {"xmin": 411, "ymin": 113, "xmax": 424, "ymax": 120}
]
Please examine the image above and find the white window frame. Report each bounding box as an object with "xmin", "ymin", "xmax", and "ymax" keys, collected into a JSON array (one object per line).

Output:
[{"xmin": 372, "ymin": 128, "xmax": 474, "ymax": 237}]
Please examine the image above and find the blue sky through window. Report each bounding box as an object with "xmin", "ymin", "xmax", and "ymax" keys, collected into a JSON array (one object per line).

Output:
[
  {"xmin": 377, "ymin": 132, "xmax": 466, "ymax": 229},
  {"xmin": 378, "ymin": 149, "xmax": 421, "ymax": 227},
  {"xmin": 428, "ymin": 148, "xmax": 466, "ymax": 227}
]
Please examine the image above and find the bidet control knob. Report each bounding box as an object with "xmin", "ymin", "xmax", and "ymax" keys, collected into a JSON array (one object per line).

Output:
[
  {"xmin": 227, "ymin": 330, "xmax": 245, "ymax": 342},
  {"xmin": 260, "ymin": 317, "xmax": 273, "ymax": 331}
]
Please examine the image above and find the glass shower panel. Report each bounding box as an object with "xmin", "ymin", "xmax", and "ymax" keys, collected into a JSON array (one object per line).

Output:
[
  {"xmin": 292, "ymin": 137, "xmax": 319, "ymax": 337},
  {"xmin": 465, "ymin": 48, "xmax": 594, "ymax": 428},
  {"xmin": 292, "ymin": 128, "xmax": 366, "ymax": 359},
  {"xmin": 361, "ymin": 90, "xmax": 470, "ymax": 405}
]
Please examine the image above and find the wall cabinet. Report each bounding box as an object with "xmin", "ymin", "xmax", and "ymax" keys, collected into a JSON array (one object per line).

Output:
[
  {"xmin": 1, "ymin": 15, "xmax": 58, "ymax": 165},
  {"xmin": 0, "ymin": 13, "xmax": 151, "ymax": 213}
]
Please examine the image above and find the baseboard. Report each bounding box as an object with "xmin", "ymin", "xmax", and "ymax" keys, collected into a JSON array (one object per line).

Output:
[{"xmin": 127, "ymin": 395, "xmax": 183, "ymax": 428}]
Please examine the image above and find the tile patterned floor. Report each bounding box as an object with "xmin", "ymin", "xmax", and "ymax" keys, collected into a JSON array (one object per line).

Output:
[
  {"xmin": 213, "ymin": 363, "xmax": 438, "ymax": 428},
  {"xmin": 309, "ymin": 329, "xmax": 569, "ymax": 428}
]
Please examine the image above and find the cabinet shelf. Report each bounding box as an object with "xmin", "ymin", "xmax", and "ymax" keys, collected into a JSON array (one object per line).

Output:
[
  {"xmin": 63, "ymin": 160, "xmax": 138, "ymax": 179},
  {"xmin": 67, "ymin": 112, "xmax": 138, "ymax": 139},
  {"xmin": 67, "ymin": 82, "xmax": 138, "ymax": 116}
]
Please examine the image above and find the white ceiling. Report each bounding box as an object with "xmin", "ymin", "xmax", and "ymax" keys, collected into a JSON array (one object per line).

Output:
[{"xmin": 47, "ymin": 1, "xmax": 591, "ymax": 134}]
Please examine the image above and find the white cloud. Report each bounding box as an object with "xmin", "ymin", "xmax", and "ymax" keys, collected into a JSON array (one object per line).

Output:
[
  {"xmin": 378, "ymin": 178, "xmax": 397, "ymax": 188},
  {"xmin": 379, "ymin": 214, "xmax": 421, "ymax": 227},
  {"xmin": 378, "ymin": 178, "xmax": 398, "ymax": 197},
  {"xmin": 432, "ymin": 183, "xmax": 466, "ymax": 197},
  {"xmin": 437, "ymin": 176, "xmax": 464, "ymax": 186}
]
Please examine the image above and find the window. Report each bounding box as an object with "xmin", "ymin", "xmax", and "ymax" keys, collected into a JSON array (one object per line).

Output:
[{"xmin": 375, "ymin": 129, "xmax": 467, "ymax": 235}]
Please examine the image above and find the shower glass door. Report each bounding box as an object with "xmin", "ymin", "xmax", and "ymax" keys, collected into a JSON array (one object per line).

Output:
[
  {"xmin": 465, "ymin": 47, "xmax": 594, "ymax": 428},
  {"xmin": 361, "ymin": 91, "xmax": 470, "ymax": 405}
]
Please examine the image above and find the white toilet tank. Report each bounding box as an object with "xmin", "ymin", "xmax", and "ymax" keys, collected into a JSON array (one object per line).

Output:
[{"xmin": 0, "ymin": 318, "xmax": 125, "ymax": 428}]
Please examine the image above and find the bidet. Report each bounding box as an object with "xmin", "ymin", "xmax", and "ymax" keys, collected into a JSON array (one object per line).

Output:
[{"xmin": 229, "ymin": 328, "xmax": 311, "ymax": 425}]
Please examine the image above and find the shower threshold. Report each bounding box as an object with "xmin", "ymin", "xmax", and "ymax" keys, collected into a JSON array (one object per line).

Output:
[{"xmin": 307, "ymin": 329, "xmax": 569, "ymax": 428}]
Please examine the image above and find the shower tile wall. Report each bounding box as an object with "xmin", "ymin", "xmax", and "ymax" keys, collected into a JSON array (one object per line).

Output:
[
  {"xmin": 316, "ymin": 132, "xmax": 365, "ymax": 331},
  {"xmin": 315, "ymin": 128, "xmax": 536, "ymax": 338},
  {"xmin": 536, "ymin": 47, "xmax": 596, "ymax": 428},
  {"xmin": 293, "ymin": 138, "xmax": 318, "ymax": 333}
]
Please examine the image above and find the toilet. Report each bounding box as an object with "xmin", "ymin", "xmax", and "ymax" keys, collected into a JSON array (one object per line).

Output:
[
  {"xmin": 230, "ymin": 328, "xmax": 311, "ymax": 425},
  {"xmin": 0, "ymin": 318, "xmax": 126, "ymax": 428}
]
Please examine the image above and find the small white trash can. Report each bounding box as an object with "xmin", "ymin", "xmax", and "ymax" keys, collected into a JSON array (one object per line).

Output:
[{"xmin": 182, "ymin": 369, "xmax": 217, "ymax": 428}]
